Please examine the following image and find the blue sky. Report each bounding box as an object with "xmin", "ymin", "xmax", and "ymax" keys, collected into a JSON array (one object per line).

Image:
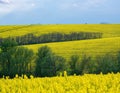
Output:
[{"xmin": 0, "ymin": 0, "xmax": 120, "ymax": 25}]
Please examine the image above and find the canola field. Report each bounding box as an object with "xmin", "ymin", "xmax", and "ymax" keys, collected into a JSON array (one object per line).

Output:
[
  {"xmin": 0, "ymin": 24, "xmax": 120, "ymax": 58},
  {"xmin": 0, "ymin": 24, "xmax": 120, "ymax": 38},
  {"xmin": 24, "ymin": 37, "xmax": 120, "ymax": 59},
  {"xmin": 0, "ymin": 73, "xmax": 120, "ymax": 93},
  {"xmin": 0, "ymin": 24, "xmax": 119, "ymax": 59},
  {"xmin": 0, "ymin": 24, "xmax": 120, "ymax": 93}
]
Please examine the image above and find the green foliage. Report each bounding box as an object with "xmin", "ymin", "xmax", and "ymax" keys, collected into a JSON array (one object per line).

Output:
[
  {"xmin": 0, "ymin": 39, "xmax": 34, "ymax": 77},
  {"xmin": 7, "ymin": 47, "xmax": 34, "ymax": 76},
  {"xmin": 0, "ymin": 41, "xmax": 120, "ymax": 77},
  {"xmin": 117, "ymin": 51, "xmax": 120, "ymax": 71},
  {"xmin": 69, "ymin": 55, "xmax": 80, "ymax": 75},
  {"xmin": 0, "ymin": 38, "xmax": 18, "ymax": 52},
  {"xmin": 69, "ymin": 52, "xmax": 120, "ymax": 75},
  {"xmin": 69, "ymin": 54, "xmax": 93, "ymax": 75},
  {"xmin": 78, "ymin": 54, "xmax": 91, "ymax": 74},
  {"xmin": 0, "ymin": 24, "xmax": 120, "ymax": 77},
  {"xmin": 0, "ymin": 39, "xmax": 18, "ymax": 76},
  {"xmin": 0, "ymin": 32, "xmax": 102, "ymax": 45},
  {"xmin": 53, "ymin": 56, "xmax": 68, "ymax": 76},
  {"xmin": 35, "ymin": 46, "xmax": 68, "ymax": 77},
  {"xmin": 35, "ymin": 46, "xmax": 53, "ymax": 77},
  {"xmin": 96, "ymin": 53, "xmax": 118, "ymax": 74}
]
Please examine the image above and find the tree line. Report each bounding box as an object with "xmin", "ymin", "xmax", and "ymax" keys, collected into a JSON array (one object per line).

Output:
[
  {"xmin": 0, "ymin": 32, "xmax": 102, "ymax": 45},
  {"xmin": 0, "ymin": 39, "xmax": 120, "ymax": 78}
]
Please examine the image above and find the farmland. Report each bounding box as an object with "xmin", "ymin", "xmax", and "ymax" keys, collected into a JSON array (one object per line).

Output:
[
  {"xmin": 24, "ymin": 37, "xmax": 120, "ymax": 59},
  {"xmin": 0, "ymin": 24, "xmax": 120, "ymax": 58},
  {"xmin": 0, "ymin": 73, "xmax": 120, "ymax": 93},
  {"xmin": 0, "ymin": 24, "xmax": 120, "ymax": 38},
  {"xmin": 0, "ymin": 24, "xmax": 120, "ymax": 67},
  {"xmin": 0, "ymin": 24, "xmax": 120, "ymax": 93}
]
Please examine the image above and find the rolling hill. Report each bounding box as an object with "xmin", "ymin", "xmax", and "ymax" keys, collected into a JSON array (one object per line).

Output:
[
  {"xmin": 0, "ymin": 24, "xmax": 120, "ymax": 59},
  {"xmin": 0, "ymin": 24, "xmax": 120, "ymax": 38},
  {"xmin": 24, "ymin": 37, "xmax": 120, "ymax": 59}
]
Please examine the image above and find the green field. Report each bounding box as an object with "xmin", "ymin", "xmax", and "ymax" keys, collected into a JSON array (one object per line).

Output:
[{"xmin": 0, "ymin": 24, "xmax": 120, "ymax": 38}]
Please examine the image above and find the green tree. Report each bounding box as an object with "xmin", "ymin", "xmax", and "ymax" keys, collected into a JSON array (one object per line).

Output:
[
  {"xmin": 0, "ymin": 39, "xmax": 18, "ymax": 76},
  {"xmin": 52, "ymin": 55, "xmax": 68, "ymax": 75},
  {"xmin": 117, "ymin": 51, "xmax": 120, "ymax": 71},
  {"xmin": 0, "ymin": 38, "xmax": 17, "ymax": 52},
  {"xmin": 35, "ymin": 46, "xmax": 68, "ymax": 77},
  {"xmin": 0, "ymin": 39, "xmax": 34, "ymax": 77},
  {"xmin": 96, "ymin": 53, "xmax": 118, "ymax": 74},
  {"xmin": 8, "ymin": 47, "xmax": 34, "ymax": 77},
  {"xmin": 69, "ymin": 55, "xmax": 79, "ymax": 75},
  {"xmin": 76, "ymin": 54, "xmax": 91, "ymax": 75}
]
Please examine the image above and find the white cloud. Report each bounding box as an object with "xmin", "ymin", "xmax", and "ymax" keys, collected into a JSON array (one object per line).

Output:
[
  {"xmin": 0, "ymin": 0, "xmax": 108, "ymax": 17},
  {"xmin": 0, "ymin": 0, "xmax": 11, "ymax": 4},
  {"xmin": 0, "ymin": 0, "xmax": 37, "ymax": 17}
]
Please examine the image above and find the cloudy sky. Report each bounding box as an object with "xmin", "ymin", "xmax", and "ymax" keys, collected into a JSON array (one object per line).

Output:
[{"xmin": 0, "ymin": 0, "xmax": 120, "ymax": 25}]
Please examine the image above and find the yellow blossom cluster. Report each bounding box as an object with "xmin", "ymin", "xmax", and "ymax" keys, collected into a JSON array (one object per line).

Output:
[{"xmin": 0, "ymin": 73, "xmax": 120, "ymax": 93}]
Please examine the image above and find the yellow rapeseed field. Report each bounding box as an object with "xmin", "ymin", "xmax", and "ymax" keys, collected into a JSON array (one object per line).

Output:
[
  {"xmin": 0, "ymin": 72, "xmax": 120, "ymax": 93},
  {"xmin": 1, "ymin": 24, "xmax": 120, "ymax": 58},
  {"xmin": 0, "ymin": 24, "xmax": 120, "ymax": 38},
  {"xmin": 24, "ymin": 37, "xmax": 120, "ymax": 59},
  {"xmin": 0, "ymin": 24, "xmax": 120, "ymax": 93}
]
